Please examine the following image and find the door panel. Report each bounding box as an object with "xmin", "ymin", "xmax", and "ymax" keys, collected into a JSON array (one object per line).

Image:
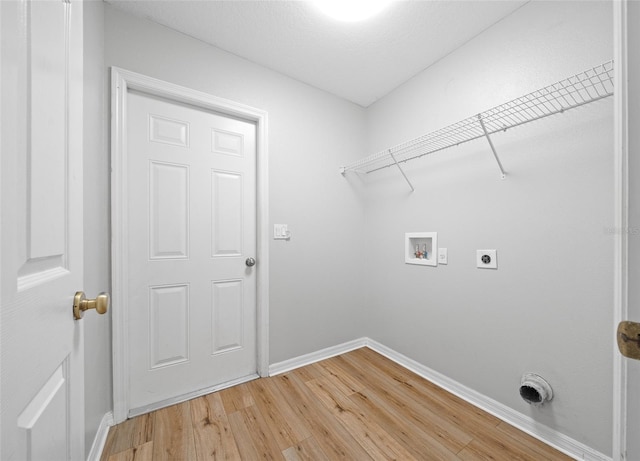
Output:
[
  {"xmin": 149, "ymin": 115, "xmax": 190, "ymax": 148},
  {"xmin": 149, "ymin": 284, "xmax": 190, "ymax": 368},
  {"xmin": 29, "ymin": 0, "xmax": 67, "ymax": 261},
  {"xmin": 126, "ymin": 91, "xmax": 257, "ymax": 413},
  {"xmin": 211, "ymin": 170, "xmax": 244, "ymax": 256},
  {"xmin": 149, "ymin": 161, "xmax": 190, "ymax": 259},
  {"xmin": 17, "ymin": 363, "xmax": 70, "ymax": 461},
  {"xmin": 1, "ymin": 0, "xmax": 84, "ymax": 459},
  {"xmin": 211, "ymin": 279, "xmax": 244, "ymax": 354}
]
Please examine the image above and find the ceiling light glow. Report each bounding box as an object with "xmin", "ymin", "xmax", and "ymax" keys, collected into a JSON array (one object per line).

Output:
[{"xmin": 313, "ymin": 0, "xmax": 393, "ymax": 22}]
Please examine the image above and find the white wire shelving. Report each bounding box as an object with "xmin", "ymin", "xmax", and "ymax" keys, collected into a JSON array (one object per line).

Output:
[{"xmin": 340, "ymin": 60, "xmax": 614, "ymax": 190}]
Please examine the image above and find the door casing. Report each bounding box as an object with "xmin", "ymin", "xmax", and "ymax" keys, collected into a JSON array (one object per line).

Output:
[
  {"xmin": 613, "ymin": 1, "xmax": 629, "ymax": 459},
  {"xmin": 110, "ymin": 67, "xmax": 270, "ymax": 424}
]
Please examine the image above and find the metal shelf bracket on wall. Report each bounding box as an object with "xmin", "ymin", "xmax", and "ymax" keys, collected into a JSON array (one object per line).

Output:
[
  {"xmin": 477, "ymin": 114, "xmax": 507, "ymax": 180},
  {"xmin": 339, "ymin": 60, "xmax": 614, "ymax": 189},
  {"xmin": 389, "ymin": 150, "xmax": 415, "ymax": 192}
]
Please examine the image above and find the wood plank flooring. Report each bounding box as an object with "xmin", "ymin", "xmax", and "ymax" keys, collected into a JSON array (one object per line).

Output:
[{"xmin": 100, "ymin": 348, "xmax": 573, "ymax": 460}]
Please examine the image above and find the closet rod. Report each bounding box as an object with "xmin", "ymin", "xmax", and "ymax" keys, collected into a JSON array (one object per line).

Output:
[{"xmin": 340, "ymin": 60, "xmax": 614, "ymax": 177}]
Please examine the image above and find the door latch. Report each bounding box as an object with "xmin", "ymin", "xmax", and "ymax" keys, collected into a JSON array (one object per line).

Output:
[{"xmin": 617, "ymin": 321, "xmax": 640, "ymax": 360}]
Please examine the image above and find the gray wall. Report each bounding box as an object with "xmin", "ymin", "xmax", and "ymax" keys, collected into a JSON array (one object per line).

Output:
[
  {"xmin": 82, "ymin": 2, "xmax": 620, "ymax": 457},
  {"xmin": 83, "ymin": 1, "xmax": 112, "ymax": 456},
  {"xmin": 85, "ymin": 3, "xmax": 369, "ymax": 451},
  {"xmin": 104, "ymin": 3, "xmax": 368, "ymax": 371},
  {"xmin": 361, "ymin": 1, "xmax": 613, "ymax": 455}
]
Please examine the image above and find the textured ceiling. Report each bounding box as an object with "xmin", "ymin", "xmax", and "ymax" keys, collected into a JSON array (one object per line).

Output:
[{"xmin": 105, "ymin": 0, "xmax": 529, "ymax": 107}]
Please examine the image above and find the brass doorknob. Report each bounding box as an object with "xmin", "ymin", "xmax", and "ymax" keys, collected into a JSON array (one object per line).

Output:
[
  {"xmin": 73, "ymin": 291, "xmax": 110, "ymax": 320},
  {"xmin": 618, "ymin": 321, "xmax": 640, "ymax": 360}
]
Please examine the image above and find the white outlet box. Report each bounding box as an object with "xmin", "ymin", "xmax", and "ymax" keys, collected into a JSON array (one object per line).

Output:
[
  {"xmin": 405, "ymin": 232, "xmax": 437, "ymax": 266},
  {"xmin": 477, "ymin": 249, "xmax": 497, "ymax": 269},
  {"xmin": 438, "ymin": 248, "xmax": 448, "ymax": 265}
]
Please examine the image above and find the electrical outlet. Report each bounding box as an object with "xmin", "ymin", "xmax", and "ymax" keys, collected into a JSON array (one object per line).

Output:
[
  {"xmin": 477, "ymin": 249, "xmax": 497, "ymax": 269},
  {"xmin": 438, "ymin": 248, "xmax": 448, "ymax": 265}
]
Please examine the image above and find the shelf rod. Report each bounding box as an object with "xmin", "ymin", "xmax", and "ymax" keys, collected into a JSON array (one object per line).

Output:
[
  {"xmin": 477, "ymin": 114, "xmax": 507, "ymax": 180},
  {"xmin": 389, "ymin": 150, "xmax": 415, "ymax": 192}
]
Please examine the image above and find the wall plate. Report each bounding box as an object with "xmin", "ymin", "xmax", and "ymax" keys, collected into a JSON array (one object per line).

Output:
[
  {"xmin": 477, "ymin": 249, "xmax": 497, "ymax": 269},
  {"xmin": 274, "ymin": 224, "xmax": 290, "ymax": 240},
  {"xmin": 438, "ymin": 248, "xmax": 448, "ymax": 265}
]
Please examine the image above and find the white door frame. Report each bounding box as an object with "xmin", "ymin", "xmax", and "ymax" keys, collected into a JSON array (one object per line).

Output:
[
  {"xmin": 613, "ymin": 1, "xmax": 628, "ymax": 459},
  {"xmin": 110, "ymin": 67, "xmax": 269, "ymax": 424}
]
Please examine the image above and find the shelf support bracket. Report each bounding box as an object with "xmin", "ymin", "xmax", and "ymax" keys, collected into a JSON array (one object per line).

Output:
[
  {"xmin": 389, "ymin": 150, "xmax": 415, "ymax": 192},
  {"xmin": 477, "ymin": 114, "xmax": 507, "ymax": 179}
]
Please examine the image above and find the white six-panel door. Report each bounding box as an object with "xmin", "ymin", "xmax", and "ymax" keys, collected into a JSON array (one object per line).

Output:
[
  {"xmin": 126, "ymin": 90, "xmax": 258, "ymax": 413},
  {"xmin": 1, "ymin": 0, "xmax": 85, "ymax": 459}
]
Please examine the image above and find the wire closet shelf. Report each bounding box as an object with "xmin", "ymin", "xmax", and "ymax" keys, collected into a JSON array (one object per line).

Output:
[{"xmin": 340, "ymin": 60, "xmax": 614, "ymax": 178}]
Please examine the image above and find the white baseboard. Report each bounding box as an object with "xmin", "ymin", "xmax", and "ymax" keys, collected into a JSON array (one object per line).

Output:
[
  {"xmin": 364, "ymin": 338, "xmax": 611, "ymax": 461},
  {"xmin": 94, "ymin": 338, "xmax": 610, "ymax": 461},
  {"xmin": 86, "ymin": 411, "xmax": 114, "ymax": 461},
  {"xmin": 269, "ymin": 337, "xmax": 611, "ymax": 461},
  {"xmin": 268, "ymin": 337, "xmax": 368, "ymax": 376}
]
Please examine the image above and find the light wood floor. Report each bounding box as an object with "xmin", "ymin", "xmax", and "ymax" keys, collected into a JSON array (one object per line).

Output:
[{"xmin": 100, "ymin": 347, "xmax": 572, "ymax": 460}]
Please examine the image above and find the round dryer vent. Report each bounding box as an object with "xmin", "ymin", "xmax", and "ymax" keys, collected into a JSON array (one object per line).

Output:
[{"xmin": 519, "ymin": 373, "xmax": 553, "ymax": 406}]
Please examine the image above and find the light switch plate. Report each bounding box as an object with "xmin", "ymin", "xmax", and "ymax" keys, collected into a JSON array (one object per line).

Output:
[
  {"xmin": 477, "ymin": 249, "xmax": 497, "ymax": 269},
  {"xmin": 438, "ymin": 248, "xmax": 448, "ymax": 265},
  {"xmin": 274, "ymin": 224, "xmax": 290, "ymax": 240}
]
